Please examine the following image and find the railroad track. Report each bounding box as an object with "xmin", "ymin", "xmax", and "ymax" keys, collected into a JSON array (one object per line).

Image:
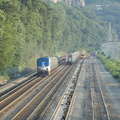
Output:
[
  {"xmin": 49, "ymin": 57, "xmax": 110, "ymax": 120},
  {"xmin": 11, "ymin": 65, "xmax": 70, "ymax": 120},
  {"xmin": 0, "ymin": 64, "xmax": 65, "ymax": 119},
  {"xmin": 90, "ymin": 58, "xmax": 110, "ymax": 120},
  {"xmin": 22, "ymin": 57, "xmax": 119, "ymax": 120},
  {"xmin": 0, "ymin": 64, "xmax": 63, "ymax": 100},
  {"xmin": 0, "ymin": 57, "xmax": 65, "ymax": 96},
  {"xmin": 0, "ymin": 71, "xmax": 37, "ymax": 96},
  {"xmin": 0, "ymin": 58, "xmax": 80, "ymax": 120},
  {"xmin": 50, "ymin": 59, "xmax": 84, "ymax": 120}
]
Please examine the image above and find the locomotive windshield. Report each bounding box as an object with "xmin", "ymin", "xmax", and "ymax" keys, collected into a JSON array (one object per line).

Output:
[
  {"xmin": 37, "ymin": 58, "xmax": 49, "ymax": 66},
  {"xmin": 38, "ymin": 59, "xmax": 48, "ymax": 62}
]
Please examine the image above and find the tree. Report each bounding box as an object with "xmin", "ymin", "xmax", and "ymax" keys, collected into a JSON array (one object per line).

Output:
[{"xmin": 0, "ymin": 11, "xmax": 15, "ymax": 70}]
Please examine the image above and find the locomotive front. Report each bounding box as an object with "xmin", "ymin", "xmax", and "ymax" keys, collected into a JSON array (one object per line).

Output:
[
  {"xmin": 66, "ymin": 53, "xmax": 73, "ymax": 65},
  {"xmin": 37, "ymin": 57, "xmax": 50, "ymax": 76}
]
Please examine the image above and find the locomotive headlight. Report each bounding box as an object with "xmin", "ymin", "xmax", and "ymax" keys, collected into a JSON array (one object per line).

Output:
[{"xmin": 38, "ymin": 67, "xmax": 41, "ymax": 70}]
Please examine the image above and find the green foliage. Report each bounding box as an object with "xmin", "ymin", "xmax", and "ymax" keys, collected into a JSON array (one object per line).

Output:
[
  {"xmin": 97, "ymin": 52, "xmax": 120, "ymax": 81},
  {"xmin": 0, "ymin": 0, "xmax": 107, "ymax": 74},
  {"xmin": 0, "ymin": 10, "xmax": 15, "ymax": 70},
  {"xmin": 87, "ymin": 2, "xmax": 120, "ymax": 39}
]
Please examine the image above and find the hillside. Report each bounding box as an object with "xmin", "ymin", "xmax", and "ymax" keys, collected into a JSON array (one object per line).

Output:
[
  {"xmin": 86, "ymin": 0, "xmax": 120, "ymax": 4},
  {"xmin": 0, "ymin": 0, "xmax": 107, "ymax": 74},
  {"xmin": 86, "ymin": 1, "xmax": 120, "ymax": 39}
]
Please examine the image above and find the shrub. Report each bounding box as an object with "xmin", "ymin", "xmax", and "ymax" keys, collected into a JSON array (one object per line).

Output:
[{"xmin": 97, "ymin": 52, "xmax": 120, "ymax": 82}]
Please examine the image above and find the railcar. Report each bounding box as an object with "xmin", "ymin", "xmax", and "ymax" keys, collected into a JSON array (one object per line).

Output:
[
  {"xmin": 37, "ymin": 57, "xmax": 58, "ymax": 76},
  {"xmin": 66, "ymin": 51, "xmax": 79, "ymax": 65},
  {"xmin": 66, "ymin": 53, "xmax": 73, "ymax": 65}
]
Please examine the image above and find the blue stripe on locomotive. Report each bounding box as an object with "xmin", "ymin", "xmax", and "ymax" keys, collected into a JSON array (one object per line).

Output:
[{"xmin": 37, "ymin": 57, "xmax": 49, "ymax": 67}]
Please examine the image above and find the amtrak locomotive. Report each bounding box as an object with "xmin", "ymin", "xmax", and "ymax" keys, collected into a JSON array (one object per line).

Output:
[{"xmin": 37, "ymin": 57, "xmax": 58, "ymax": 76}]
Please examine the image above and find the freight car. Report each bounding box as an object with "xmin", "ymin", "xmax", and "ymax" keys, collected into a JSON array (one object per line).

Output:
[
  {"xmin": 37, "ymin": 57, "xmax": 58, "ymax": 76},
  {"xmin": 66, "ymin": 51, "xmax": 79, "ymax": 65}
]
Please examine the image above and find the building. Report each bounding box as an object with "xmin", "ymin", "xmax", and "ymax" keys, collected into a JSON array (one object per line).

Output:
[
  {"xmin": 80, "ymin": 0, "xmax": 85, "ymax": 6},
  {"xmin": 52, "ymin": 0, "xmax": 85, "ymax": 6}
]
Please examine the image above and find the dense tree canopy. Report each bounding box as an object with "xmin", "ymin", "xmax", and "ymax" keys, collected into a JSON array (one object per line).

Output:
[{"xmin": 0, "ymin": 0, "xmax": 107, "ymax": 73}]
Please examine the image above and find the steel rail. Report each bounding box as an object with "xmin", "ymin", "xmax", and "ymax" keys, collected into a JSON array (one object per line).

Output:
[
  {"xmin": 0, "ymin": 65, "xmax": 64, "ymax": 119},
  {"xmin": 50, "ymin": 60, "xmax": 83, "ymax": 120},
  {"xmin": 0, "ymin": 57, "xmax": 65, "ymax": 93},
  {"xmin": 94, "ymin": 62, "xmax": 110, "ymax": 120},
  {"xmin": 0, "ymin": 76, "xmax": 40, "ymax": 110},
  {"xmin": 90, "ymin": 58, "xmax": 109, "ymax": 120},
  {"xmin": 65, "ymin": 60, "xmax": 83, "ymax": 120},
  {"xmin": 0, "ymin": 64, "xmax": 63, "ymax": 97},
  {"xmin": 27, "ymin": 66, "xmax": 73, "ymax": 120},
  {"xmin": 0, "ymin": 70, "xmax": 36, "ymax": 90},
  {"xmin": 11, "ymin": 66, "xmax": 70, "ymax": 120}
]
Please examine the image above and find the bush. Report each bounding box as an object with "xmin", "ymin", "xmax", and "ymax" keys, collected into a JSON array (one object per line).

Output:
[
  {"xmin": 112, "ymin": 71, "xmax": 119, "ymax": 79},
  {"xmin": 0, "ymin": 75, "xmax": 4, "ymax": 80},
  {"xmin": 97, "ymin": 52, "xmax": 120, "ymax": 82}
]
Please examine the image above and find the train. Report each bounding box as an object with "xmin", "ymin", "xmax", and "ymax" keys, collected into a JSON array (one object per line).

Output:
[
  {"xmin": 37, "ymin": 57, "xmax": 58, "ymax": 76},
  {"xmin": 66, "ymin": 51, "xmax": 80, "ymax": 65},
  {"xmin": 80, "ymin": 49, "xmax": 87, "ymax": 59}
]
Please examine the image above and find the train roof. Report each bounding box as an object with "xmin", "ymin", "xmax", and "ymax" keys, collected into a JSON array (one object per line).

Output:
[
  {"xmin": 37, "ymin": 57, "xmax": 57, "ymax": 60},
  {"xmin": 37, "ymin": 57, "xmax": 49, "ymax": 60}
]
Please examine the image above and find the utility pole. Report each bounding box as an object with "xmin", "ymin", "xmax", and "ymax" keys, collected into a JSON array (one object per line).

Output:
[{"xmin": 108, "ymin": 22, "xmax": 112, "ymax": 41}]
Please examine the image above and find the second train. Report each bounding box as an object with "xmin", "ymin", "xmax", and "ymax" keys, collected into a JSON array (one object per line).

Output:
[{"xmin": 66, "ymin": 51, "xmax": 80, "ymax": 65}]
